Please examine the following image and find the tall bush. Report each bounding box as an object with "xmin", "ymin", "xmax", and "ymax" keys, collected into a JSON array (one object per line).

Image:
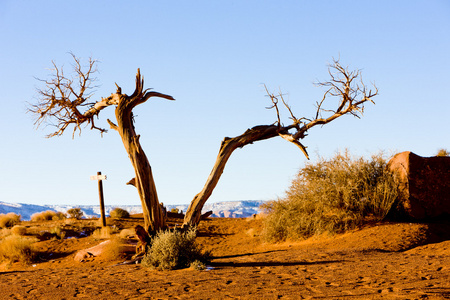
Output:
[{"xmin": 262, "ymin": 151, "xmax": 398, "ymax": 242}]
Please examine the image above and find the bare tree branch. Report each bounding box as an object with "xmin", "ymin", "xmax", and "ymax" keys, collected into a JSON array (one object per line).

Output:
[
  {"xmin": 183, "ymin": 58, "xmax": 378, "ymax": 227},
  {"xmin": 29, "ymin": 55, "xmax": 103, "ymax": 138},
  {"xmin": 264, "ymin": 58, "xmax": 378, "ymax": 159}
]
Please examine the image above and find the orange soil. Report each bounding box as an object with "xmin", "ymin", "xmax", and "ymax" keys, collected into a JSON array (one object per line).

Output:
[{"xmin": 0, "ymin": 216, "xmax": 449, "ymax": 299}]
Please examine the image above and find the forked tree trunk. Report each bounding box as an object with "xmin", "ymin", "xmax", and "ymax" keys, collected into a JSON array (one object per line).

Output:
[{"xmin": 183, "ymin": 124, "xmax": 299, "ymax": 227}]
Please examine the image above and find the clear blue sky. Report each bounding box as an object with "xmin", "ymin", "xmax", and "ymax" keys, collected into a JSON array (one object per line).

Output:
[{"xmin": 1, "ymin": 1, "xmax": 449, "ymax": 206}]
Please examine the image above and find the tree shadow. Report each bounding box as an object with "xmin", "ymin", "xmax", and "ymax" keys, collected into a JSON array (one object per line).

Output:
[
  {"xmin": 210, "ymin": 259, "xmax": 344, "ymax": 268},
  {"xmin": 36, "ymin": 250, "xmax": 77, "ymax": 262},
  {"xmin": 210, "ymin": 249, "xmax": 345, "ymax": 268},
  {"xmin": 0, "ymin": 270, "xmax": 31, "ymax": 275},
  {"xmin": 211, "ymin": 249, "xmax": 285, "ymax": 259}
]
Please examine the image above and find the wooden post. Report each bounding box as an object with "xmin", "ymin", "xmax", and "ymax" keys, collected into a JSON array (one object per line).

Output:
[{"xmin": 97, "ymin": 171, "xmax": 107, "ymax": 227}]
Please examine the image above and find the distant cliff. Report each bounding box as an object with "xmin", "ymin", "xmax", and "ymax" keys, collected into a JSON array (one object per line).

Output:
[{"xmin": 0, "ymin": 200, "xmax": 266, "ymax": 220}]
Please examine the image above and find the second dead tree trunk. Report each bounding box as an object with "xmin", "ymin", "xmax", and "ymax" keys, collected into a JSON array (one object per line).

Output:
[
  {"xmin": 183, "ymin": 124, "xmax": 299, "ymax": 226},
  {"xmin": 183, "ymin": 60, "xmax": 378, "ymax": 227}
]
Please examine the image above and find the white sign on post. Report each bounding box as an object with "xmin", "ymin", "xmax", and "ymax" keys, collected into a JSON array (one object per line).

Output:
[{"xmin": 90, "ymin": 174, "xmax": 107, "ymax": 180}]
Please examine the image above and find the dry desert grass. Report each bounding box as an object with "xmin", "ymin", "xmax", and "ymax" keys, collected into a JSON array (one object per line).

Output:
[{"xmin": 0, "ymin": 215, "xmax": 449, "ymax": 299}]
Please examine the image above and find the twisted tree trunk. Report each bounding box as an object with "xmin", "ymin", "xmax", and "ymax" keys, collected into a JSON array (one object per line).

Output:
[
  {"xmin": 183, "ymin": 124, "xmax": 299, "ymax": 227},
  {"xmin": 111, "ymin": 70, "xmax": 174, "ymax": 233}
]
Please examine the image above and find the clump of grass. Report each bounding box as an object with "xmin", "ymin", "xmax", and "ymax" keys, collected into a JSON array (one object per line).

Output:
[
  {"xmin": 11, "ymin": 225, "xmax": 27, "ymax": 236},
  {"xmin": 109, "ymin": 208, "xmax": 130, "ymax": 219},
  {"xmin": 189, "ymin": 259, "xmax": 207, "ymax": 270},
  {"xmin": 0, "ymin": 228, "xmax": 12, "ymax": 238},
  {"xmin": 0, "ymin": 213, "xmax": 21, "ymax": 228},
  {"xmin": 92, "ymin": 226, "xmax": 118, "ymax": 240},
  {"xmin": 142, "ymin": 227, "xmax": 210, "ymax": 270},
  {"xmin": 436, "ymin": 148, "xmax": 449, "ymax": 157},
  {"xmin": 30, "ymin": 210, "xmax": 65, "ymax": 222},
  {"xmin": 101, "ymin": 237, "xmax": 127, "ymax": 260},
  {"xmin": 52, "ymin": 212, "xmax": 67, "ymax": 220},
  {"xmin": 50, "ymin": 226, "xmax": 66, "ymax": 239},
  {"xmin": 67, "ymin": 208, "xmax": 83, "ymax": 219},
  {"xmin": 95, "ymin": 217, "xmax": 111, "ymax": 227},
  {"xmin": 119, "ymin": 228, "xmax": 135, "ymax": 239},
  {"xmin": 0, "ymin": 235, "xmax": 38, "ymax": 264},
  {"xmin": 262, "ymin": 150, "xmax": 398, "ymax": 242}
]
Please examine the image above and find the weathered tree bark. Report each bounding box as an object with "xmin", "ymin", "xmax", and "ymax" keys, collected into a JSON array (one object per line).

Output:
[
  {"xmin": 110, "ymin": 70, "xmax": 174, "ymax": 233},
  {"xmin": 183, "ymin": 124, "xmax": 299, "ymax": 227}
]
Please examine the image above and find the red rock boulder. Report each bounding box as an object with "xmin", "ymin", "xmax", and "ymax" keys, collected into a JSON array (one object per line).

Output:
[{"xmin": 387, "ymin": 151, "xmax": 450, "ymax": 219}]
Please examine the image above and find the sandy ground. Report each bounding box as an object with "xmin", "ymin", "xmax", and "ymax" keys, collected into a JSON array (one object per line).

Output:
[{"xmin": 0, "ymin": 216, "xmax": 449, "ymax": 299}]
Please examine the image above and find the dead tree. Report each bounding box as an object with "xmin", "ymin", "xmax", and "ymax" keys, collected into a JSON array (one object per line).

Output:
[
  {"xmin": 29, "ymin": 54, "xmax": 174, "ymax": 233},
  {"xmin": 31, "ymin": 54, "xmax": 377, "ymax": 233},
  {"xmin": 182, "ymin": 59, "xmax": 378, "ymax": 227}
]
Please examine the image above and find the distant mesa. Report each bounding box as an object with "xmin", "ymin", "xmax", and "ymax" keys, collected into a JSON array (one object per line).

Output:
[{"xmin": 0, "ymin": 200, "xmax": 266, "ymax": 221}]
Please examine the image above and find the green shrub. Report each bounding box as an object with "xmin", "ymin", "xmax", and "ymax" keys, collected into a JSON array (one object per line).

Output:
[
  {"xmin": 67, "ymin": 208, "xmax": 83, "ymax": 219},
  {"xmin": 142, "ymin": 227, "xmax": 210, "ymax": 270},
  {"xmin": 0, "ymin": 235, "xmax": 38, "ymax": 264},
  {"xmin": 0, "ymin": 213, "xmax": 21, "ymax": 228},
  {"xmin": 262, "ymin": 150, "xmax": 398, "ymax": 242},
  {"xmin": 109, "ymin": 208, "xmax": 130, "ymax": 219}
]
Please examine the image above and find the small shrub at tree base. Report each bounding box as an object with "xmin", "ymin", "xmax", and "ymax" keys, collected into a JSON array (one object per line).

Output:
[
  {"xmin": 142, "ymin": 227, "xmax": 210, "ymax": 270},
  {"xmin": 0, "ymin": 213, "xmax": 21, "ymax": 228},
  {"xmin": 109, "ymin": 208, "xmax": 130, "ymax": 219},
  {"xmin": 262, "ymin": 150, "xmax": 398, "ymax": 242}
]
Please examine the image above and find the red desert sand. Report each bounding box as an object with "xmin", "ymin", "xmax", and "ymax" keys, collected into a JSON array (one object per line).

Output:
[{"xmin": 0, "ymin": 215, "xmax": 449, "ymax": 299}]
